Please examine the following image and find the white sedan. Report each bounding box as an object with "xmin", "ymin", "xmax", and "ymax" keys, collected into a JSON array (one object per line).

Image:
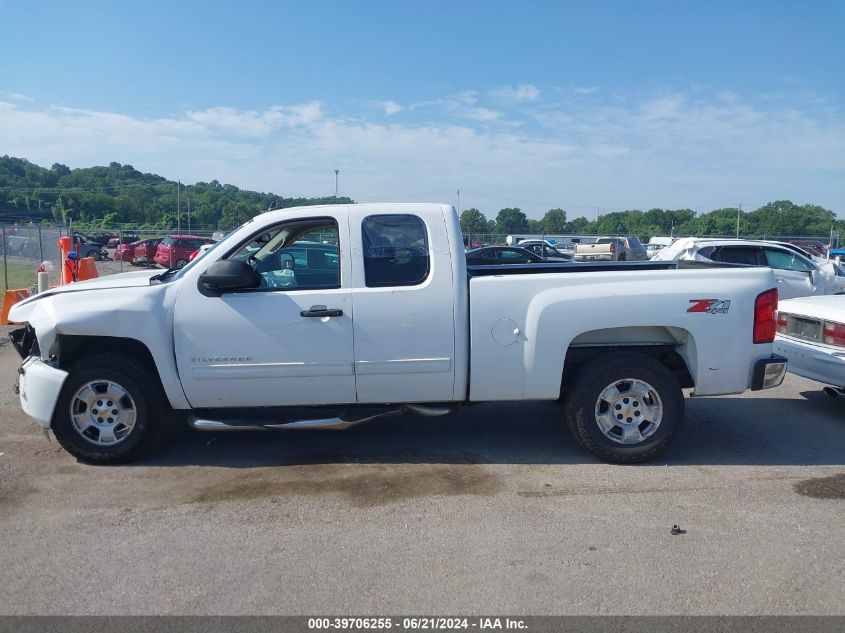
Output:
[{"xmin": 774, "ymin": 295, "xmax": 845, "ymax": 395}]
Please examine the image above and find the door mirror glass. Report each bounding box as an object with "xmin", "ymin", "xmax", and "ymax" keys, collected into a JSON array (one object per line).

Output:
[{"xmin": 199, "ymin": 260, "xmax": 260, "ymax": 292}]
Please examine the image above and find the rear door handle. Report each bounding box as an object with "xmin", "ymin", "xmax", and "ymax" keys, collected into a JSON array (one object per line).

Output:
[{"xmin": 301, "ymin": 308, "xmax": 344, "ymax": 318}]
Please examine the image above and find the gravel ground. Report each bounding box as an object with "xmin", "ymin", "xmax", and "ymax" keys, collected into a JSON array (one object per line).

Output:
[{"xmin": 0, "ymin": 335, "xmax": 843, "ymax": 615}]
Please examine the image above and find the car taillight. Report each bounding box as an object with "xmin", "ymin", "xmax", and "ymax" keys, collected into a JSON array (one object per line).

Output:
[
  {"xmin": 753, "ymin": 288, "xmax": 778, "ymax": 344},
  {"xmin": 823, "ymin": 321, "xmax": 845, "ymax": 347},
  {"xmin": 775, "ymin": 311, "xmax": 788, "ymax": 335}
]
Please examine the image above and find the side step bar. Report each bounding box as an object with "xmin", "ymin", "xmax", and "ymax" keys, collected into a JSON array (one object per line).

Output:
[{"xmin": 189, "ymin": 404, "xmax": 453, "ymax": 432}]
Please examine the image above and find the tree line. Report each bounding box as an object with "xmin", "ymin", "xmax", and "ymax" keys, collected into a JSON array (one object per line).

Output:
[
  {"xmin": 1, "ymin": 156, "xmax": 840, "ymax": 240},
  {"xmin": 460, "ymin": 202, "xmax": 843, "ymax": 243},
  {"xmin": 0, "ymin": 156, "xmax": 352, "ymax": 230}
]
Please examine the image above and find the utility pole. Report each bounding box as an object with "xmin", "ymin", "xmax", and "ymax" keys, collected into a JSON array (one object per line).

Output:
[
  {"xmin": 334, "ymin": 169, "xmax": 339, "ymax": 199},
  {"xmin": 736, "ymin": 203, "xmax": 741, "ymax": 238},
  {"xmin": 177, "ymin": 181, "xmax": 181, "ymax": 233},
  {"xmin": 187, "ymin": 194, "xmax": 191, "ymax": 234}
]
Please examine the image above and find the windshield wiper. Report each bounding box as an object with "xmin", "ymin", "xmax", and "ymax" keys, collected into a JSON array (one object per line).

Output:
[{"xmin": 149, "ymin": 268, "xmax": 179, "ymax": 284}]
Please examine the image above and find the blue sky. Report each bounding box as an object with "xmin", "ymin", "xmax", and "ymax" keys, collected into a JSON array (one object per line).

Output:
[{"xmin": 2, "ymin": 0, "xmax": 843, "ymax": 218}]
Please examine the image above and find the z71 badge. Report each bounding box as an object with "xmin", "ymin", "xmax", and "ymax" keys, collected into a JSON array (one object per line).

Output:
[{"xmin": 687, "ymin": 299, "xmax": 731, "ymax": 314}]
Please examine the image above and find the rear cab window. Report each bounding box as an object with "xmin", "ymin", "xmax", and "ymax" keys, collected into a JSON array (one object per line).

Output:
[{"xmin": 361, "ymin": 214, "xmax": 429, "ymax": 287}]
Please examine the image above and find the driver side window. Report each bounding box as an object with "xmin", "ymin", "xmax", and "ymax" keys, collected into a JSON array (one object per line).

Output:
[{"xmin": 230, "ymin": 218, "xmax": 340, "ymax": 290}]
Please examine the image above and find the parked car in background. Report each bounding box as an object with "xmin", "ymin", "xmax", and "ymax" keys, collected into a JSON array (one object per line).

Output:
[
  {"xmin": 74, "ymin": 232, "xmax": 116, "ymax": 248},
  {"xmin": 114, "ymin": 241, "xmax": 138, "ymax": 262},
  {"xmin": 154, "ymin": 235, "xmax": 214, "ymax": 269},
  {"xmin": 107, "ymin": 232, "xmax": 141, "ymax": 248},
  {"xmin": 574, "ymin": 236, "xmax": 648, "ymax": 261},
  {"xmin": 132, "ymin": 238, "xmax": 163, "ymax": 266},
  {"xmin": 517, "ymin": 240, "xmax": 573, "ymax": 261},
  {"xmin": 465, "ymin": 246, "xmax": 547, "ymax": 265},
  {"xmin": 774, "ymin": 295, "xmax": 845, "ymax": 396},
  {"xmin": 70, "ymin": 234, "xmax": 108, "ymax": 260},
  {"xmin": 654, "ymin": 238, "xmax": 845, "ymax": 299},
  {"xmin": 786, "ymin": 239, "xmax": 828, "ymax": 259}
]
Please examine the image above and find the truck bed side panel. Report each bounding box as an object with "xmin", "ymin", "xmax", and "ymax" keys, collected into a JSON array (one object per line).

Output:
[{"xmin": 468, "ymin": 267, "xmax": 778, "ymax": 401}]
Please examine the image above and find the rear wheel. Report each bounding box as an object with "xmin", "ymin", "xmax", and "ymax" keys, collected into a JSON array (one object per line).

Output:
[
  {"xmin": 85, "ymin": 249, "xmax": 101, "ymax": 260},
  {"xmin": 175, "ymin": 259, "xmax": 188, "ymax": 269},
  {"xmin": 563, "ymin": 352, "xmax": 684, "ymax": 463},
  {"xmin": 51, "ymin": 353, "xmax": 163, "ymax": 464}
]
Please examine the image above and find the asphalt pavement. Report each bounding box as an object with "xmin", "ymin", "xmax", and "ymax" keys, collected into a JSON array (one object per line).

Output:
[{"xmin": 0, "ymin": 337, "xmax": 842, "ymax": 615}]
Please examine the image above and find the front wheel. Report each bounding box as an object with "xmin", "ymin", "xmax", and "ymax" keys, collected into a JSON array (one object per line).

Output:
[
  {"xmin": 175, "ymin": 259, "xmax": 188, "ymax": 269},
  {"xmin": 563, "ymin": 352, "xmax": 684, "ymax": 463},
  {"xmin": 51, "ymin": 353, "xmax": 163, "ymax": 464},
  {"xmin": 85, "ymin": 249, "xmax": 101, "ymax": 260}
]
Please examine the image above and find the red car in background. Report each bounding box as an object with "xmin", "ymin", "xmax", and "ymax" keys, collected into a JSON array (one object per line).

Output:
[
  {"xmin": 154, "ymin": 235, "xmax": 214, "ymax": 269},
  {"xmin": 132, "ymin": 238, "xmax": 163, "ymax": 266},
  {"xmin": 114, "ymin": 241, "xmax": 140, "ymax": 263}
]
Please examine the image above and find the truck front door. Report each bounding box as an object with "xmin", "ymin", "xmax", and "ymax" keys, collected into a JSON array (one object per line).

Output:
[{"xmin": 173, "ymin": 212, "xmax": 357, "ymax": 408}]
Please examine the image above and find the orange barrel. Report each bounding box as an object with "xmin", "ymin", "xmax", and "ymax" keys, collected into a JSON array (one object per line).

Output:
[
  {"xmin": 77, "ymin": 257, "xmax": 99, "ymax": 281},
  {"xmin": 58, "ymin": 236, "xmax": 72, "ymax": 284}
]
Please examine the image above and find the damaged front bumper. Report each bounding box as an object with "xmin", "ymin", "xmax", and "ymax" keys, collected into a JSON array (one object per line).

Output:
[{"xmin": 15, "ymin": 356, "xmax": 68, "ymax": 429}]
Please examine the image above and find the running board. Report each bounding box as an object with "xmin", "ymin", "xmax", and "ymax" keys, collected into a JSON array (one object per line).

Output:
[{"xmin": 188, "ymin": 404, "xmax": 452, "ymax": 432}]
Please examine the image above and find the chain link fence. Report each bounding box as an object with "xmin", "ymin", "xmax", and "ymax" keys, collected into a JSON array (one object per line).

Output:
[
  {"xmin": 1, "ymin": 223, "xmax": 839, "ymax": 291},
  {"xmin": 0, "ymin": 224, "xmax": 221, "ymax": 290}
]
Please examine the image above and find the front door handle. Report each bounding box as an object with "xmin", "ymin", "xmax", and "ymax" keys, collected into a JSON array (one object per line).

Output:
[{"xmin": 301, "ymin": 307, "xmax": 344, "ymax": 318}]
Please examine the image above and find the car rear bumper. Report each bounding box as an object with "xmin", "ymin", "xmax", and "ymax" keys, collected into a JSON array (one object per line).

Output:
[
  {"xmin": 16, "ymin": 356, "xmax": 69, "ymax": 429},
  {"xmin": 774, "ymin": 336, "xmax": 845, "ymax": 388},
  {"xmin": 750, "ymin": 354, "xmax": 788, "ymax": 391}
]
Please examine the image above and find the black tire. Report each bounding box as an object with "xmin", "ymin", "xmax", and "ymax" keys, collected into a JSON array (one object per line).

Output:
[
  {"xmin": 85, "ymin": 249, "xmax": 100, "ymax": 260},
  {"xmin": 617, "ymin": 253, "xmax": 627, "ymax": 261},
  {"xmin": 563, "ymin": 352, "xmax": 684, "ymax": 463},
  {"xmin": 51, "ymin": 353, "xmax": 164, "ymax": 464},
  {"xmin": 175, "ymin": 259, "xmax": 188, "ymax": 269}
]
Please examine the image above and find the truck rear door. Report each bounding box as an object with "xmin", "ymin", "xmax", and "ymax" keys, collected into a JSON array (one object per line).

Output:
[{"xmin": 348, "ymin": 205, "xmax": 456, "ymax": 403}]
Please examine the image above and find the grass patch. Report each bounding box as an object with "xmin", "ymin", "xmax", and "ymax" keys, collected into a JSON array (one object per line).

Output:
[{"xmin": 1, "ymin": 260, "xmax": 60, "ymax": 291}]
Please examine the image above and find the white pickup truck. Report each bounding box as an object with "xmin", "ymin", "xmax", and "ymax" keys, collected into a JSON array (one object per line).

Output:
[{"xmin": 9, "ymin": 203, "xmax": 787, "ymax": 465}]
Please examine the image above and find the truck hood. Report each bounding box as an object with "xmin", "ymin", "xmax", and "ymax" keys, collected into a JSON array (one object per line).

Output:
[{"xmin": 10, "ymin": 269, "xmax": 161, "ymax": 314}]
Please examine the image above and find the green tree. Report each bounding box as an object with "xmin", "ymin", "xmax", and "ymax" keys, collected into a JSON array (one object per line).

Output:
[
  {"xmin": 527, "ymin": 218, "xmax": 543, "ymax": 233},
  {"xmin": 567, "ymin": 217, "xmax": 592, "ymax": 233},
  {"xmin": 594, "ymin": 212, "xmax": 627, "ymax": 235},
  {"xmin": 459, "ymin": 208, "xmax": 489, "ymax": 235},
  {"xmin": 541, "ymin": 208, "xmax": 567, "ymax": 234},
  {"xmin": 495, "ymin": 207, "xmax": 528, "ymax": 235}
]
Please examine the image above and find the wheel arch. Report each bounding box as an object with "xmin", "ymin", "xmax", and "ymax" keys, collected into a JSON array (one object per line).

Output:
[
  {"xmin": 561, "ymin": 326, "xmax": 696, "ymax": 397},
  {"xmin": 54, "ymin": 334, "xmax": 174, "ymax": 409}
]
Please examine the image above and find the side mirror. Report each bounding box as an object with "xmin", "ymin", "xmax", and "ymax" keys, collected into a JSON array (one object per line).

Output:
[
  {"xmin": 199, "ymin": 260, "xmax": 260, "ymax": 293},
  {"xmin": 809, "ymin": 269, "xmax": 819, "ymax": 286}
]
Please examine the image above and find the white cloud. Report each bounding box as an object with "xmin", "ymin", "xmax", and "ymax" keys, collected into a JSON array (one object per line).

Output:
[
  {"xmin": 0, "ymin": 91, "xmax": 33, "ymax": 103},
  {"xmin": 0, "ymin": 90, "xmax": 842, "ymax": 217},
  {"xmin": 573, "ymin": 86, "xmax": 601, "ymax": 95},
  {"xmin": 185, "ymin": 102, "xmax": 323, "ymax": 136},
  {"xmin": 378, "ymin": 100, "xmax": 403, "ymax": 116},
  {"xmin": 492, "ymin": 84, "xmax": 541, "ymax": 101}
]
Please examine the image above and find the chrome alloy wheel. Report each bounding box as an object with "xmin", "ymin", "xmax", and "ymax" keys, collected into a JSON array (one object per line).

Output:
[
  {"xmin": 69, "ymin": 380, "xmax": 137, "ymax": 446},
  {"xmin": 594, "ymin": 378, "xmax": 663, "ymax": 445}
]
